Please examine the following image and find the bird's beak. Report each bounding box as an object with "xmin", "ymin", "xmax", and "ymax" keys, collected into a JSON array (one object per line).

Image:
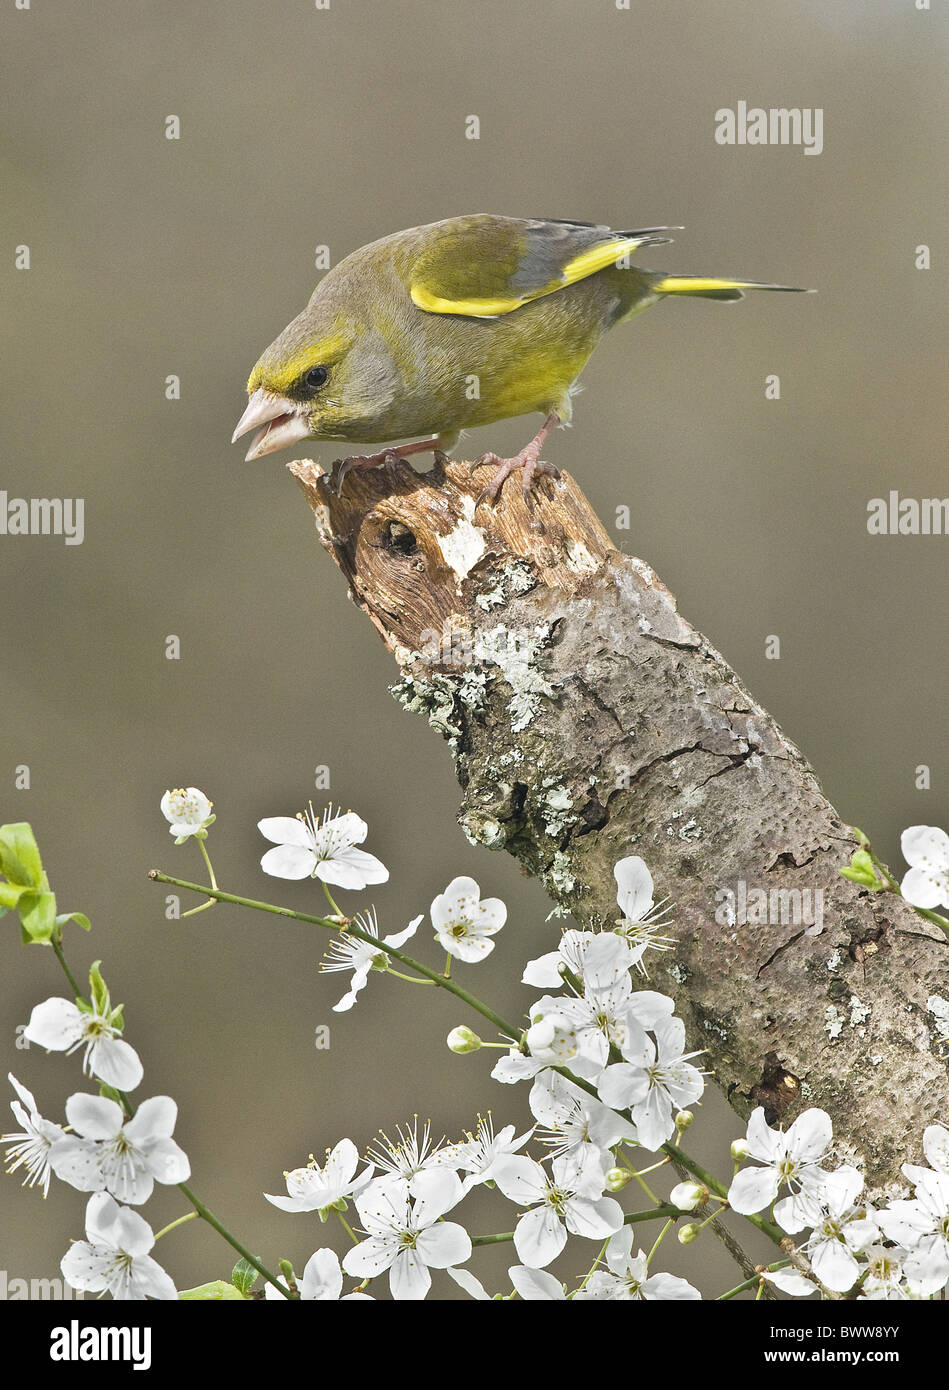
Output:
[{"xmin": 231, "ymin": 388, "xmax": 312, "ymax": 461}]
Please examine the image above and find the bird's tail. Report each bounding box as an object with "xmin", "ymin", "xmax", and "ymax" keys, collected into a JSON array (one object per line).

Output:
[{"xmin": 649, "ymin": 272, "xmax": 811, "ymax": 301}]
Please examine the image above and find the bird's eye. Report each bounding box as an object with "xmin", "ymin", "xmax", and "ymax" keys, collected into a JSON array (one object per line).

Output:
[{"xmin": 304, "ymin": 365, "xmax": 328, "ymax": 391}]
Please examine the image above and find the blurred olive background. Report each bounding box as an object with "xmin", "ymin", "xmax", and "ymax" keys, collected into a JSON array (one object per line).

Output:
[{"xmin": 1, "ymin": 0, "xmax": 946, "ymax": 1300}]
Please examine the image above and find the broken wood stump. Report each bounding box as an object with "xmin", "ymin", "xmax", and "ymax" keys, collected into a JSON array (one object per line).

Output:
[{"xmin": 289, "ymin": 452, "xmax": 948, "ymax": 1190}]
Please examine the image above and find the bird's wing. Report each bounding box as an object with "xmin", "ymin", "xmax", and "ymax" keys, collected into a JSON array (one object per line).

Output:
[{"xmin": 408, "ymin": 216, "xmax": 678, "ymax": 319}]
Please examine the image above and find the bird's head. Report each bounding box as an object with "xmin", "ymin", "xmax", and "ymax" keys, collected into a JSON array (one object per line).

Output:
[{"xmin": 231, "ymin": 302, "xmax": 359, "ymax": 459}]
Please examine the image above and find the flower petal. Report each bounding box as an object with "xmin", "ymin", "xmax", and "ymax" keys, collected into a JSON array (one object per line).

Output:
[
  {"xmin": 125, "ymin": 1096, "xmax": 177, "ymax": 1143},
  {"xmin": 88, "ymin": 1038, "xmax": 143, "ymax": 1092},
  {"xmin": 614, "ymin": 855, "xmax": 655, "ymax": 922},
  {"xmin": 315, "ymin": 848, "xmax": 388, "ymax": 889},
  {"xmin": 257, "ymin": 817, "xmax": 314, "ymax": 848},
  {"xmin": 513, "ymin": 1205, "xmax": 566, "ymax": 1269},
  {"xmin": 300, "ymin": 1249, "xmax": 344, "ymax": 1300},
  {"xmin": 900, "ymin": 866, "xmax": 947, "ymax": 910},
  {"xmin": 785, "ymin": 1108, "xmax": 833, "ymax": 1163},
  {"xmin": 25, "ymin": 998, "xmax": 83, "ymax": 1051},
  {"xmin": 49, "ymin": 1137, "xmax": 106, "ymax": 1192},
  {"xmin": 65, "ymin": 1093, "xmax": 123, "ymax": 1140},
  {"xmin": 901, "ymin": 824, "xmax": 949, "ymax": 871},
  {"xmin": 389, "ymin": 1247, "xmax": 432, "ymax": 1301},
  {"xmin": 728, "ymin": 1164, "xmax": 780, "ymax": 1215},
  {"xmin": 414, "ymin": 1221, "xmax": 471, "ymax": 1270},
  {"xmin": 508, "ymin": 1265, "xmax": 566, "ymax": 1300},
  {"xmin": 260, "ymin": 844, "xmax": 316, "ymax": 879}
]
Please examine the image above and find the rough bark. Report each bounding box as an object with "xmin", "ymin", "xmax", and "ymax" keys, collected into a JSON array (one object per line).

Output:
[{"xmin": 290, "ymin": 453, "xmax": 949, "ymax": 1191}]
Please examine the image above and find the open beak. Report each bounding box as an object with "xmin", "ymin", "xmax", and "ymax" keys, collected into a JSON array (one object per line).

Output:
[{"xmin": 231, "ymin": 388, "xmax": 312, "ymax": 461}]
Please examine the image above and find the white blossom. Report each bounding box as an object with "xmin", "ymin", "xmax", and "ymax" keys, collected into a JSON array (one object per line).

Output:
[
  {"xmin": 522, "ymin": 929, "xmax": 635, "ymax": 991},
  {"xmin": 321, "ymin": 908, "xmax": 422, "ymax": 1012},
  {"xmin": 860, "ymin": 1246, "xmax": 912, "ymax": 1301},
  {"xmin": 446, "ymin": 1267, "xmax": 492, "ymax": 1299},
  {"xmin": 264, "ymin": 1248, "xmax": 373, "ymax": 1300},
  {"xmin": 366, "ymin": 1118, "xmax": 460, "ymax": 1202},
  {"xmin": 574, "ymin": 1228, "xmax": 700, "ymax": 1300},
  {"xmin": 529, "ymin": 1069, "xmax": 637, "ymax": 1160},
  {"xmin": 24, "ymin": 996, "xmax": 143, "ymax": 1092},
  {"xmin": 521, "ymin": 942, "xmax": 674, "ymax": 1083},
  {"xmin": 728, "ymin": 1107, "xmax": 834, "ymax": 1231},
  {"xmin": 49, "ymin": 1094, "xmax": 189, "ymax": 1204},
  {"xmin": 491, "ymin": 1047, "xmax": 549, "ymax": 1086},
  {"xmin": 2, "ymin": 1073, "xmax": 65, "ymax": 1196},
  {"xmin": 801, "ymin": 1167, "xmax": 878, "ymax": 1292},
  {"xmin": 61, "ymin": 1192, "xmax": 176, "ymax": 1300},
  {"xmin": 493, "ymin": 1151, "xmax": 623, "ymax": 1268},
  {"xmin": 440, "ymin": 1114, "xmax": 532, "ymax": 1193},
  {"xmin": 669, "ymin": 1181, "xmax": 707, "ymax": 1213},
  {"xmin": 877, "ymin": 1165, "xmax": 949, "ymax": 1296},
  {"xmin": 160, "ymin": 787, "xmax": 213, "ymax": 840},
  {"xmin": 899, "ymin": 825, "xmax": 949, "ymax": 910},
  {"xmin": 763, "ymin": 1268, "xmax": 819, "ymax": 1297},
  {"xmin": 258, "ymin": 805, "xmax": 388, "ymax": 889},
  {"xmin": 923, "ymin": 1124, "xmax": 949, "ymax": 1174},
  {"xmin": 265, "ymin": 1137, "xmax": 375, "ymax": 1213},
  {"xmin": 342, "ymin": 1172, "xmax": 471, "ymax": 1300},
  {"xmin": 430, "ymin": 876, "xmax": 506, "ymax": 962},
  {"xmin": 613, "ymin": 856, "xmax": 676, "ymax": 973},
  {"xmin": 596, "ymin": 1016, "xmax": 705, "ymax": 1150}
]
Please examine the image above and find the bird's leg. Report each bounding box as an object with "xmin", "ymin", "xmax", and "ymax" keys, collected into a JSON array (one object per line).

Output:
[
  {"xmin": 333, "ymin": 435, "xmax": 453, "ymax": 494},
  {"xmin": 471, "ymin": 413, "xmax": 562, "ymax": 510}
]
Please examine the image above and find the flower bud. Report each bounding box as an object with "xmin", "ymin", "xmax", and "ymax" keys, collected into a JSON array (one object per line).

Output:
[
  {"xmin": 606, "ymin": 1167, "xmax": 632, "ymax": 1191},
  {"xmin": 677, "ymin": 1222, "xmax": 702, "ymax": 1245},
  {"xmin": 675, "ymin": 1109, "xmax": 694, "ymax": 1132},
  {"xmin": 670, "ymin": 1181, "xmax": 708, "ymax": 1212},
  {"xmin": 730, "ymin": 1138, "xmax": 750, "ymax": 1162},
  {"xmin": 447, "ymin": 1025, "xmax": 483, "ymax": 1053}
]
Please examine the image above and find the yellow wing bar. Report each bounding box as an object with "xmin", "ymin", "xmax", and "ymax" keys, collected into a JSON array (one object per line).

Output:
[{"xmin": 411, "ymin": 234, "xmax": 654, "ymax": 318}]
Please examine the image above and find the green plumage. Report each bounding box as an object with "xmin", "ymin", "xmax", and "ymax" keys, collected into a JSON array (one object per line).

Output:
[{"xmin": 233, "ymin": 214, "xmax": 808, "ymax": 467}]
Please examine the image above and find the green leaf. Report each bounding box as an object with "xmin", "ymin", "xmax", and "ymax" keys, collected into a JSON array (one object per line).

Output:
[
  {"xmin": 0, "ymin": 823, "xmax": 44, "ymax": 888},
  {"xmin": 0, "ymin": 881, "xmax": 25, "ymax": 910},
  {"xmin": 230, "ymin": 1258, "xmax": 258, "ymax": 1296},
  {"xmin": 178, "ymin": 1280, "xmax": 248, "ymax": 1301},
  {"xmin": 839, "ymin": 849, "xmax": 883, "ymax": 890},
  {"xmin": 16, "ymin": 889, "xmax": 59, "ymax": 944},
  {"xmin": 98, "ymin": 1083, "xmax": 123, "ymax": 1105},
  {"xmin": 55, "ymin": 910, "xmax": 91, "ymax": 933},
  {"xmin": 88, "ymin": 961, "xmax": 109, "ymax": 1013}
]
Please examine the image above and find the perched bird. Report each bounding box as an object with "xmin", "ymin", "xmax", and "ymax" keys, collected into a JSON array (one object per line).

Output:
[{"xmin": 232, "ymin": 214, "xmax": 807, "ymax": 504}]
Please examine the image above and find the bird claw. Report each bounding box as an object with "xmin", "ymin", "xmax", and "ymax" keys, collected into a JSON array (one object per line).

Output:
[
  {"xmin": 473, "ymin": 452, "xmax": 561, "ymax": 510},
  {"xmin": 333, "ymin": 450, "xmax": 393, "ymax": 495}
]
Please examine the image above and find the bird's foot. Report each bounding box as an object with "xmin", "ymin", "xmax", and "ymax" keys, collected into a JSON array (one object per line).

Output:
[
  {"xmin": 332, "ymin": 449, "xmax": 401, "ymax": 495},
  {"xmin": 332, "ymin": 436, "xmax": 449, "ymax": 494},
  {"xmin": 472, "ymin": 451, "xmax": 561, "ymax": 510},
  {"xmin": 471, "ymin": 412, "xmax": 562, "ymax": 510}
]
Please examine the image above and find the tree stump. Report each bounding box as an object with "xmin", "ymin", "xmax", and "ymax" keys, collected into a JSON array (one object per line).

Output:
[{"xmin": 289, "ymin": 452, "xmax": 948, "ymax": 1190}]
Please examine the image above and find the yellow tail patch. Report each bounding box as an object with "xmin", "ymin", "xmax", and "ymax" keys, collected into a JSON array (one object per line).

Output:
[{"xmin": 653, "ymin": 275, "xmax": 808, "ymax": 299}]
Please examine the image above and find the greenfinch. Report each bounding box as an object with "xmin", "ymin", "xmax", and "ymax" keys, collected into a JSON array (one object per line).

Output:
[{"xmin": 232, "ymin": 214, "xmax": 807, "ymax": 503}]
